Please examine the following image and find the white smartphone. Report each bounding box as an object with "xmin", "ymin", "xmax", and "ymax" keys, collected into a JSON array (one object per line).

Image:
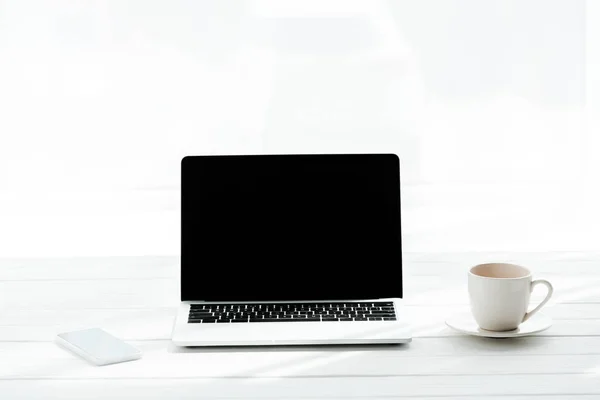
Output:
[{"xmin": 55, "ymin": 328, "xmax": 142, "ymax": 366}]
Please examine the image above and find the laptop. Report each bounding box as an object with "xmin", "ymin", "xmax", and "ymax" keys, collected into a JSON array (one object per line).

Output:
[{"xmin": 171, "ymin": 154, "xmax": 411, "ymax": 346}]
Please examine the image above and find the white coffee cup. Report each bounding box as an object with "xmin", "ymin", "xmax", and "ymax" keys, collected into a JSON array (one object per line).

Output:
[{"xmin": 468, "ymin": 263, "xmax": 553, "ymax": 331}]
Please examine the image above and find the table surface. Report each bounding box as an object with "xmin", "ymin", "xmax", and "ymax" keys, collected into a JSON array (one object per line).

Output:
[{"xmin": 2, "ymin": 252, "xmax": 600, "ymax": 399}]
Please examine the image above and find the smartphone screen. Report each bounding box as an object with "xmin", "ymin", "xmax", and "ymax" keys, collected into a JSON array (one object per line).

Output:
[{"xmin": 57, "ymin": 328, "xmax": 140, "ymax": 361}]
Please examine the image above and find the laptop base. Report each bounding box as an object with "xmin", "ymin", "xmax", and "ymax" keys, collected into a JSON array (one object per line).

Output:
[{"xmin": 171, "ymin": 299, "xmax": 412, "ymax": 347}]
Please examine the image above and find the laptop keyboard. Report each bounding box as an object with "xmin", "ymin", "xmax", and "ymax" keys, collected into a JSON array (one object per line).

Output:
[{"xmin": 188, "ymin": 302, "xmax": 396, "ymax": 323}]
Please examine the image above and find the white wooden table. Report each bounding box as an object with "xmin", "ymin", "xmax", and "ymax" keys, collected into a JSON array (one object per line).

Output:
[{"xmin": 2, "ymin": 252, "xmax": 600, "ymax": 399}]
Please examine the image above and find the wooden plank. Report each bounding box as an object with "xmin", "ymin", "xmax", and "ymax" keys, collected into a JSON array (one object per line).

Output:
[
  {"xmin": 2, "ymin": 275, "xmax": 598, "ymax": 309},
  {"xmin": 0, "ymin": 375, "xmax": 598, "ymax": 398},
  {"xmin": 4, "ymin": 353, "xmax": 600, "ymax": 380},
  {"xmin": 403, "ymin": 275, "xmax": 600, "ymax": 305},
  {"xmin": 405, "ymin": 259, "xmax": 600, "ymax": 277},
  {"xmin": 8, "ymin": 303, "xmax": 596, "ymax": 327},
  {"xmin": 4, "ymin": 336, "xmax": 600, "ymax": 364},
  {"xmin": 3, "ymin": 339, "xmax": 600, "ymax": 379},
  {"xmin": 0, "ymin": 309, "xmax": 175, "ymax": 341},
  {"xmin": 0, "ymin": 256, "xmax": 178, "ymax": 280},
  {"xmin": 0, "ymin": 392, "xmax": 595, "ymax": 400},
  {"xmin": 0, "ymin": 279, "xmax": 180, "ymax": 309},
  {"xmin": 406, "ymin": 251, "xmax": 600, "ymax": 265},
  {"xmin": 0, "ymin": 307, "xmax": 598, "ymax": 342},
  {"xmin": 2, "ymin": 254, "xmax": 600, "ymax": 280}
]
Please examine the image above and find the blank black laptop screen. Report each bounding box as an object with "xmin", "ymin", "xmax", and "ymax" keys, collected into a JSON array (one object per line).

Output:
[{"xmin": 181, "ymin": 154, "xmax": 402, "ymax": 301}]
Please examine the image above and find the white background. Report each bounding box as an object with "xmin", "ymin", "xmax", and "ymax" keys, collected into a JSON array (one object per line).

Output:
[{"xmin": 1, "ymin": 0, "xmax": 598, "ymax": 257}]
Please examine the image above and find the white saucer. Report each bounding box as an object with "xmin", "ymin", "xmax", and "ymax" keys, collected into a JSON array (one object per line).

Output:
[{"xmin": 445, "ymin": 312, "xmax": 552, "ymax": 338}]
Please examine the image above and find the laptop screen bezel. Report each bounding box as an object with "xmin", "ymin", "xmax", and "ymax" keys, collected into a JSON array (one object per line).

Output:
[{"xmin": 180, "ymin": 153, "xmax": 403, "ymax": 301}]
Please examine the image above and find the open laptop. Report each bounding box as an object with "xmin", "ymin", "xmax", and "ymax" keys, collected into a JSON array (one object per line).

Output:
[{"xmin": 171, "ymin": 154, "xmax": 411, "ymax": 346}]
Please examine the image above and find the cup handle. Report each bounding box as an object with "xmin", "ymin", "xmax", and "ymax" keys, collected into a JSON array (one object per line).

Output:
[{"xmin": 522, "ymin": 279, "xmax": 554, "ymax": 322}]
